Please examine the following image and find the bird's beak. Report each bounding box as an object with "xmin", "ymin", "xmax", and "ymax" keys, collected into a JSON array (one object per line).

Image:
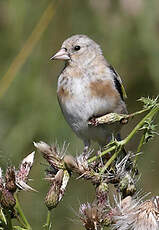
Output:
[{"xmin": 49, "ymin": 48, "xmax": 70, "ymax": 61}]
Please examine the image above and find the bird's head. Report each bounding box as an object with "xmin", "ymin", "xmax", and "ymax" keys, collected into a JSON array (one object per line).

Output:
[{"xmin": 50, "ymin": 34, "xmax": 102, "ymax": 66}]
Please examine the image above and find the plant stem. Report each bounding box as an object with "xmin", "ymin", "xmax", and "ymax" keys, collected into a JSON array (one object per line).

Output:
[
  {"xmin": 133, "ymin": 132, "xmax": 146, "ymax": 167},
  {"xmin": 121, "ymin": 106, "xmax": 159, "ymax": 145},
  {"xmin": 88, "ymin": 105, "xmax": 159, "ymax": 164},
  {"xmin": 46, "ymin": 210, "xmax": 51, "ymax": 229},
  {"xmin": 100, "ymin": 147, "xmax": 122, "ymax": 174},
  {"xmin": 3, "ymin": 209, "xmax": 12, "ymax": 230},
  {"xmin": 43, "ymin": 210, "xmax": 52, "ymax": 230},
  {"xmin": 137, "ymin": 133, "xmax": 145, "ymax": 154},
  {"xmin": 88, "ymin": 145, "xmax": 117, "ymax": 163},
  {"xmin": 128, "ymin": 107, "xmax": 149, "ymax": 118},
  {"xmin": 15, "ymin": 193, "xmax": 31, "ymax": 229},
  {"xmin": 0, "ymin": 208, "xmax": 7, "ymax": 226}
]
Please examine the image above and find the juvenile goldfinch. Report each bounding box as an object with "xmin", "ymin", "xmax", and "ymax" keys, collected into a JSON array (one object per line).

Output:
[{"xmin": 50, "ymin": 35, "xmax": 127, "ymax": 151}]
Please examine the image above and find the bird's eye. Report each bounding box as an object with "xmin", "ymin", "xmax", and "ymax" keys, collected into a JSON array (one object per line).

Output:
[{"xmin": 74, "ymin": 45, "xmax": 81, "ymax": 51}]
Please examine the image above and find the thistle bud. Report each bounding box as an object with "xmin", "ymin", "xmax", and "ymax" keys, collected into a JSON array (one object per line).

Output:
[
  {"xmin": 96, "ymin": 182, "xmax": 108, "ymax": 206},
  {"xmin": 45, "ymin": 170, "xmax": 64, "ymax": 210},
  {"xmin": 79, "ymin": 202, "xmax": 111, "ymax": 230},
  {"xmin": 5, "ymin": 167, "xmax": 16, "ymax": 192},
  {"xmin": 64, "ymin": 155, "xmax": 78, "ymax": 171},
  {"xmin": 118, "ymin": 172, "xmax": 136, "ymax": 197},
  {"xmin": 1, "ymin": 188, "xmax": 16, "ymax": 209},
  {"xmin": 45, "ymin": 183, "xmax": 60, "ymax": 210},
  {"xmin": 34, "ymin": 141, "xmax": 66, "ymax": 170},
  {"xmin": 79, "ymin": 203, "xmax": 100, "ymax": 230}
]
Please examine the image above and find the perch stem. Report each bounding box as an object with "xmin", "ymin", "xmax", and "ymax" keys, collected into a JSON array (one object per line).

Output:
[{"xmin": 88, "ymin": 105, "xmax": 159, "ymax": 164}]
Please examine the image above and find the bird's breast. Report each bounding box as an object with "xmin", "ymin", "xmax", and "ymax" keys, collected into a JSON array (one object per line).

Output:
[
  {"xmin": 57, "ymin": 66, "xmax": 126, "ymax": 142},
  {"xmin": 57, "ymin": 74, "xmax": 119, "ymax": 122}
]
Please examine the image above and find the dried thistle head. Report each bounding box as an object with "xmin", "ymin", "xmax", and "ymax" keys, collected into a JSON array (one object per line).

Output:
[
  {"xmin": 105, "ymin": 153, "xmax": 138, "ymax": 197},
  {"xmin": 64, "ymin": 155, "xmax": 79, "ymax": 172},
  {"xmin": 0, "ymin": 188, "xmax": 16, "ymax": 210},
  {"xmin": 15, "ymin": 151, "xmax": 35, "ymax": 191},
  {"xmin": 34, "ymin": 141, "xmax": 70, "ymax": 210},
  {"xmin": 118, "ymin": 172, "xmax": 136, "ymax": 197},
  {"xmin": 45, "ymin": 169, "xmax": 70, "ymax": 210},
  {"xmin": 0, "ymin": 168, "xmax": 16, "ymax": 209},
  {"xmin": 96, "ymin": 182, "xmax": 108, "ymax": 207},
  {"xmin": 34, "ymin": 141, "xmax": 68, "ymax": 171},
  {"xmin": 0, "ymin": 152, "xmax": 35, "ymax": 196},
  {"xmin": 79, "ymin": 203, "xmax": 102, "ymax": 230},
  {"xmin": 79, "ymin": 200, "xmax": 113, "ymax": 230},
  {"xmin": 112, "ymin": 195, "xmax": 159, "ymax": 230},
  {"xmin": 112, "ymin": 195, "xmax": 138, "ymax": 230},
  {"xmin": 45, "ymin": 169, "xmax": 64, "ymax": 209},
  {"xmin": 64, "ymin": 150, "xmax": 101, "ymax": 185},
  {"xmin": 64, "ymin": 153, "xmax": 90, "ymax": 175},
  {"xmin": 5, "ymin": 166, "xmax": 16, "ymax": 192},
  {"xmin": 133, "ymin": 197, "xmax": 159, "ymax": 230}
]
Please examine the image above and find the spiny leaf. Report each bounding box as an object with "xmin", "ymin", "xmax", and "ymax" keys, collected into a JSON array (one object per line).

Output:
[
  {"xmin": 138, "ymin": 96, "xmax": 159, "ymax": 109},
  {"xmin": 140, "ymin": 119, "xmax": 158, "ymax": 143}
]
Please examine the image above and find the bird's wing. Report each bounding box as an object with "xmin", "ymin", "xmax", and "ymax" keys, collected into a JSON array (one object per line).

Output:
[{"xmin": 108, "ymin": 65, "xmax": 127, "ymax": 101}]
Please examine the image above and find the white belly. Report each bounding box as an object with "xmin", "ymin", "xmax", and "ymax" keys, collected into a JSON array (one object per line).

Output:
[{"xmin": 57, "ymin": 77, "xmax": 121, "ymax": 145}]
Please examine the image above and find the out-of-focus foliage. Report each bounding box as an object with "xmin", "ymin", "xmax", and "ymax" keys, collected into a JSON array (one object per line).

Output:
[{"xmin": 0, "ymin": 0, "xmax": 158, "ymax": 229}]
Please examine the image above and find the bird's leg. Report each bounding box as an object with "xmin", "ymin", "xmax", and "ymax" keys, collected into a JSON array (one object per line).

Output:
[
  {"xmin": 116, "ymin": 133, "xmax": 127, "ymax": 156},
  {"xmin": 83, "ymin": 140, "xmax": 90, "ymax": 155}
]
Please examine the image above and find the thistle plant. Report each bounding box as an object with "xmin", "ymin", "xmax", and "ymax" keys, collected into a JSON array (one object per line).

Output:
[
  {"xmin": 0, "ymin": 152, "xmax": 35, "ymax": 229},
  {"xmin": 0, "ymin": 96, "xmax": 158, "ymax": 230}
]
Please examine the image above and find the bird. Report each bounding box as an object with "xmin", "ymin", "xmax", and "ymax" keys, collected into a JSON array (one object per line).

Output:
[{"xmin": 50, "ymin": 34, "xmax": 127, "ymax": 152}]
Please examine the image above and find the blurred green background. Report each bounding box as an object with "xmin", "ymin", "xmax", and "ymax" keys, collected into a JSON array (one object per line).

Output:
[{"xmin": 0, "ymin": 0, "xmax": 159, "ymax": 229}]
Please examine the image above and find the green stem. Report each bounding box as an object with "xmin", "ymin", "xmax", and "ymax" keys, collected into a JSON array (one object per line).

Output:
[
  {"xmin": 3, "ymin": 210, "xmax": 13, "ymax": 230},
  {"xmin": 133, "ymin": 132, "xmax": 146, "ymax": 167},
  {"xmin": 0, "ymin": 208, "xmax": 7, "ymax": 226},
  {"xmin": 121, "ymin": 106, "xmax": 159, "ymax": 145},
  {"xmin": 43, "ymin": 210, "xmax": 51, "ymax": 229},
  {"xmin": 15, "ymin": 193, "xmax": 31, "ymax": 229},
  {"xmin": 100, "ymin": 147, "xmax": 122, "ymax": 174},
  {"xmin": 137, "ymin": 133, "xmax": 145, "ymax": 154},
  {"xmin": 133, "ymin": 105, "xmax": 158, "ymax": 166},
  {"xmin": 46, "ymin": 210, "xmax": 51, "ymax": 229},
  {"xmin": 15, "ymin": 212, "xmax": 28, "ymax": 229},
  {"xmin": 88, "ymin": 145, "xmax": 117, "ymax": 163},
  {"xmin": 88, "ymin": 105, "xmax": 159, "ymax": 164},
  {"xmin": 128, "ymin": 107, "xmax": 149, "ymax": 118}
]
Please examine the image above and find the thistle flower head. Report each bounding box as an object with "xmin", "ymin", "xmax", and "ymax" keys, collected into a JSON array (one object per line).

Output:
[
  {"xmin": 0, "ymin": 188, "xmax": 16, "ymax": 209},
  {"xmin": 15, "ymin": 151, "xmax": 35, "ymax": 191},
  {"xmin": 64, "ymin": 155, "xmax": 78, "ymax": 171},
  {"xmin": 79, "ymin": 202, "xmax": 101, "ymax": 230},
  {"xmin": 64, "ymin": 149, "xmax": 100, "ymax": 184},
  {"xmin": 79, "ymin": 201, "xmax": 113, "ymax": 230},
  {"xmin": 96, "ymin": 182, "xmax": 108, "ymax": 207},
  {"xmin": 45, "ymin": 169, "xmax": 70, "ymax": 210},
  {"xmin": 106, "ymin": 153, "xmax": 137, "ymax": 197},
  {"xmin": 5, "ymin": 166, "xmax": 16, "ymax": 192},
  {"xmin": 34, "ymin": 141, "xmax": 68, "ymax": 171},
  {"xmin": 34, "ymin": 141, "xmax": 70, "ymax": 209},
  {"xmin": 112, "ymin": 195, "xmax": 159, "ymax": 230},
  {"xmin": 133, "ymin": 197, "xmax": 159, "ymax": 230}
]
